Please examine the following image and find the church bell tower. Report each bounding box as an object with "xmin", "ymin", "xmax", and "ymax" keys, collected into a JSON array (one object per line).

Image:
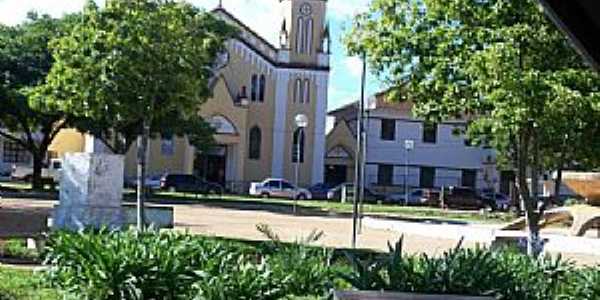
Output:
[{"xmin": 280, "ymin": 0, "xmax": 329, "ymax": 66}]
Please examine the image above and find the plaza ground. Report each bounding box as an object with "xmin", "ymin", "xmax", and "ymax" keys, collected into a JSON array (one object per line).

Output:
[{"xmin": 1, "ymin": 196, "xmax": 599, "ymax": 265}]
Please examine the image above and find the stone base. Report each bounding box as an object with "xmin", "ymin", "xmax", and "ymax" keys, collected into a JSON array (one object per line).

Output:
[{"xmin": 53, "ymin": 205, "xmax": 124, "ymax": 231}]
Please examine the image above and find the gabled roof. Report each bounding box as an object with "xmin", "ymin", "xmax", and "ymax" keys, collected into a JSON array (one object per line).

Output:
[
  {"xmin": 212, "ymin": 6, "xmax": 330, "ymax": 72},
  {"xmin": 212, "ymin": 7, "xmax": 278, "ymax": 53}
]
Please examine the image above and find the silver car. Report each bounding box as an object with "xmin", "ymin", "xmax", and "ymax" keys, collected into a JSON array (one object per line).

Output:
[{"xmin": 249, "ymin": 178, "xmax": 312, "ymax": 200}]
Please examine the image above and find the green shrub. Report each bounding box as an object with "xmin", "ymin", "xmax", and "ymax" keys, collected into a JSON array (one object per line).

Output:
[
  {"xmin": 0, "ymin": 267, "xmax": 64, "ymax": 300},
  {"xmin": 44, "ymin": 229, "xmax": 339, "ymax": 300},
  {"xmin": 45, "ymin": 229, "xmax": 242, "ymax": 300},
  {"xmin": 257, "ymin": 225, "xmax": 337, "ymax": 298},
  {"xmin": 493, "ymin": 249, "xmax": 574, "ymax": 299},
  {"xmin": 0, "ymin": 239, "xmax": 38, "ymax": 260},
  {"xmin": 342, "ymin": 238, "xmax": 582, "ymax": 300},
  {"xmin": 566, "ymin": 268, "xmax": 600, "ymax": 299}
]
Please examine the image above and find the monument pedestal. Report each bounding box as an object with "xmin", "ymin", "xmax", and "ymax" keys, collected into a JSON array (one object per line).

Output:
[{"xmin": 53, "ymin": 153, "xmax": 125, "ymax": 230}]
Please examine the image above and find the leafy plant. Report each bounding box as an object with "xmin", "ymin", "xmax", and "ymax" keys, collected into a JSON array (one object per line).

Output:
[
  {"xmin": 257, "ymin": 224, "xmax": 338, "ymax": 298},
  {"xmin": 44, "ymin": 229, "xmax": 232, "ymax": 300},
  {"xmin": 44, "ymin": 229, "xmax": 343, "ymax": 300},
  {"xmin": 565, "ymin": 268, "xmax": 600, "ymax": 299},
  {"xmin": 0, "ymin": 239, "xmax": 38, "ymax": 260},
  {"xmin": 342, "ymin": 238, "xmax": 580, "ymax": 300}
]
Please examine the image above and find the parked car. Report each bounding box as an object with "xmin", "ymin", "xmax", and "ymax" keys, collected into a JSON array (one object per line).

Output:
[
  {"xmin": 326, "ymin": 183, "xmax": 384, "ymax": 203},
  {"xmin": 481, "ymin": 192, "xmax": 510, "ymax": 211},
  {"xmin": 440, "ymin": 186, "xmax": 488, "ymax": 210},
  {"xmin": 308, "ymin": 183, "xmax": 335, "ymax": 200},
  {"xmin": 11, "ymin": 158, "xmax": 62, "ymax": 184},
  {"xmin": 160, "ymin": 174, "xmax": 223, "ymax": 195},
  {"xmin": 125, "ymin": 175, "xmax": 163, "ymax": 190},
  {"xmin": 249, "ymin": 178, "xmax": 312, "ymax": 200},
  {"xmin": 385, "ymin": 189, "xmax": 427, "ymax": 205}
]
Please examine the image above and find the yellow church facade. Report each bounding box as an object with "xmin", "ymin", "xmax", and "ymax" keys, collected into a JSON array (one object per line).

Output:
[{"xmin": 42, "ymin": 0, "xmax": 331, "ymax": 191}]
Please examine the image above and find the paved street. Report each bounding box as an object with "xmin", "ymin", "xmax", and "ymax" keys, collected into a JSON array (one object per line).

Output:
[{"xmin": 2, "ymin": 197, "xmax": 599, "ymax": 265}]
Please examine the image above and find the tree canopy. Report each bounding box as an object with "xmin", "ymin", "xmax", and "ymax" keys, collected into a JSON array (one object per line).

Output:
[
  {"xmin": 345, "ymin": 0, "xmax": 600, "ymax": 255},
  {"xmin": 34, "ymin": 0, "xmax": 235, "ymax": 154},
  {"xmin": 33, "ymin": 0, "xmax": 236, "ymax": 229},
  {"xmin": 0, "ymin": 13, "xmax": 78, "ymax": 189}
]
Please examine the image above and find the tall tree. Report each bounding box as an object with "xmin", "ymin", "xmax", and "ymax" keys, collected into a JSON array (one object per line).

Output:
[
  {"xmin": 35, "ymin": 0, "xmax": 235, "ymax": 229},
  {"xmin": 0, "ymin": 13, "xmax": 77, "ymax": 189},
  {"xmin": 345, "ymin": 0, "xmax": 600, "ymax": 255}
]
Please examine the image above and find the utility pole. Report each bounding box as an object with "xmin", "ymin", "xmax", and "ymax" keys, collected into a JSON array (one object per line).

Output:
[{"xmin": 352, "ymin": 52, "xmax": 367, "ymax": 248}]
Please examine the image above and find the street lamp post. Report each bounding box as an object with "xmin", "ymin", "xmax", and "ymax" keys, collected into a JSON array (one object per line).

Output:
[
  {"xmin": 404, "ymin": 140, "xmax": 414, "ymax": 206},
  {"xmin": 294, "ymin": 114, "xmax": 308, "ymax": 214}
]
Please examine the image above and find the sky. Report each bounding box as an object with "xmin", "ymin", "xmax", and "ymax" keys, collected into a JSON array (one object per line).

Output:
[{"xmin": 0, "ymin": 0, "xmax": 384, "ymax": 112}]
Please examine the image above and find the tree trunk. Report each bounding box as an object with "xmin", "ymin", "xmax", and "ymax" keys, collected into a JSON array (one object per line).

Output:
[
  {"xmin": 31, "ymin": 154, "xmax": 44, "ymax": 190},
  {"xmin": 528, "ymin": 132, "xmax": 543, "ymax": 257},
  {"xmin": 554, "ymin": 168, "xmax": 563, "ymax": 205},
  {"xmin": 136, "ymin": 121, "xmax": 150, "ymax": 231},
  {"xmin": 516, "ymin": 130, "xmax": 542, "ymax": 257}
]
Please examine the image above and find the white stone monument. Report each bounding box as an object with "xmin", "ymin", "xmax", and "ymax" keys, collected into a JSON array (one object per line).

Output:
[{"xmin": 53, "ymin": 153, "xmax": 125, "ymax": 230}]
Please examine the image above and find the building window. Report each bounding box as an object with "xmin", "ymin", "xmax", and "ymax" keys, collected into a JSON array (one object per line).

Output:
[
  {"xmin": 249, "ymin": 126, "xmax": 261, "ymax": 160},
  {"xmin": 296, "ymin": 17, "xmax": 305, "ymax": 53},
  {"xmin": 377, "ymin": 164, "xmax": 393, "ymax": 186},
  {"xmin": 294, "ymin": 79, "xmax": 302, "ymax": 103},
  {"xmin": 2, "ymin": 141, "xmax": 28, "ymax": 164},
  {"xmin": 259, "ymin": 75, "xmax": 266, "ymax": 102},
  {"xmin": 303, "ymin": 79, "xmax": 310, "ymax": 103},
  {"xmin": 161, "ymin": 135, "xmax": 175, "ymax": 156},
  {"xmin": 423, "ymin": 123, "xmax": 437, "ymax": 144},
  {"xmin": 462, "ymin": 169, "xmax": 477, "ymax": 188},
  {"xmin": 305, "ymin": 18, "xmax": 313, "ymax": 54},
  {"xmin": 292, "ymin": 128, "xmax": 305, "ymax": 163},
  {"xmin": 380, "ymin": 119, "xmax": 396, "ymax": 141},
  {"xmin": 420, "ymin": 167, "xmax": 435, "ymax": 188},
  {"xmin": 293, "ymin": 78, "xmax": 310, "ymax": 104},
  {"xmin": 251, "ymin": 74, "xmax": 258, "ymax": 101}
]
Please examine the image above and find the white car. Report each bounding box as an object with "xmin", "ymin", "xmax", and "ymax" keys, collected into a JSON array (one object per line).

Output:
[
  {"xmin": 249, "ymin": 178, "xmax": 312, "ymax": 200},
  {"xmin": 11, "ymin": 158, "xmax": 62, "ymax": 183}
]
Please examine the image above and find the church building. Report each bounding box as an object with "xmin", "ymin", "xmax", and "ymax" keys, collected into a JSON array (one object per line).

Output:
[
  {"xmin": 120, "ymin": 0, "xmax": 331, "ymax": 190},
  {"xmin": 1, "ymin": 1, "xmax": 331, "ymax": 191}
]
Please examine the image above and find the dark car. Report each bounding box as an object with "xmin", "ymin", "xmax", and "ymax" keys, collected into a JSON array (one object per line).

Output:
[
  {"xmin": 440, "ymin": 186, "xmax": 488, "ymax": 210},
  {"xmin": 308, "ymin": 183, "xmax": 335, "ymax": 200},
  {"xmin": 327, "ymin": 183, "xmax": 385, "ymax": 203},
  {"xmin": 160, "ymin": 174, "xmax": 223, "ymax": 195},
  {"xmin": 481, "ymin": 192, "xmax": 511, "ymax": 211}
]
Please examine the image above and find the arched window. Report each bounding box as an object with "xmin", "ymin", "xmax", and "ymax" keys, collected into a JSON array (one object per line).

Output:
[
  {"xmin": 259, "ymin": 75, "xmax": 266, "ymax": 102},
  {"xmin": 303, "ymin": 79, "xmax": 310, "ymax": 103},
  {"xmin": 305, "ymin": 18, "xmax": 313, "ymax": 55},
  {"xmin": 292, "ymin": 128, "xmax": 305, "ymax": 163},
  {"xmin": 251, "ymin": 74, "xmax": 258, "ymax": 101},
  {"xmin": 296, "ymin": 17, "xmax": 304, "ymax": 53},
  {"xmin": 294, "ymin": 78, "xmax": 302, "ymax": 103},
  {"xmin": 249, "ymin": 126, "xmax": 261, "ymax": 160}
]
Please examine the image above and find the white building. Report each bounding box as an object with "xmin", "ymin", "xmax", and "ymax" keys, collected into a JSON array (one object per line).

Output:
[{"xmin": 325, "ymin": 93, "xmax": 514, "ymax": 194}]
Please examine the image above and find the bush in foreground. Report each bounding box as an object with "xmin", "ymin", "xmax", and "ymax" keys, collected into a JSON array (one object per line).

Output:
[
  {"xmin": 43, "ymin": 230, "xmax": 600, "ymax": 300},
  {"xmin": 342, "ymin": 237, "xmax": 599, "ymax": 300},
  {"xmin": 44, "ymin": 229, "xmax": 338, "ymax": 300}
]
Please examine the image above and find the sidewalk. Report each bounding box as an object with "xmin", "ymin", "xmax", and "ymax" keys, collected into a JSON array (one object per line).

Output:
[{"xmin": 364, "ymin": 216, "xmax": 600, "ymax": 257}]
